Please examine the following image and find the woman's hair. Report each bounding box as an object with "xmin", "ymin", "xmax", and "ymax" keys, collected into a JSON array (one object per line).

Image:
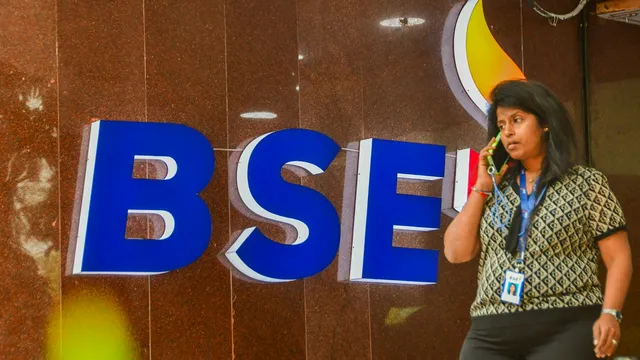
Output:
[{"xmin": 486, "ymin": 79, "xmax": 577, "ymax": 185}]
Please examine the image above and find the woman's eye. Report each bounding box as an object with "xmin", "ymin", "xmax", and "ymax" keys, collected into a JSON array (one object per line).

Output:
[{"xmin": 514, "ymin": 117, "xmax": 522, "ymax": 122}]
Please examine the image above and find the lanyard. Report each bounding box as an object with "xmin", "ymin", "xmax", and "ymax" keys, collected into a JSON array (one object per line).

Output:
[{"xmin": 516, "ymin": 169, "xmax": 547, "ymax": 266}]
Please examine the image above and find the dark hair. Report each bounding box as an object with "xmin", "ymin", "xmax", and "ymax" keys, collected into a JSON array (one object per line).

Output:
[{"xmin": 487, "ymin": 79, "xmax": 577, "ymax": 185}]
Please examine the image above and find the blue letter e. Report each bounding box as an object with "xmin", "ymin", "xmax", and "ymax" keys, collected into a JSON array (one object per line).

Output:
[
  {"xmin": 349, "ymin": 139, "xmax": 445, "ymax": 284},
  {"xmin": 72, "ymin": 120, "xmax": 214, "ymax": 275}
]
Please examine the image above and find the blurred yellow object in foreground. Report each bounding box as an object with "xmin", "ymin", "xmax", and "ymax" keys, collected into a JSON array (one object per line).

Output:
[{"xmin": 47, "ymin": 291, "xmax": 139, "ymax": 360}]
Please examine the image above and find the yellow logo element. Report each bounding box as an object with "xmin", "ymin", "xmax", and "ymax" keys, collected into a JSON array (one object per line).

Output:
[{"xmin": 444, "ymin": 0, "xmax": 525, "ymax": 125}]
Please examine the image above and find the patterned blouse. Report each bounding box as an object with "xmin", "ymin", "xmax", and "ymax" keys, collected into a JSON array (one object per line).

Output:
[{"xmin": 471, "ymin": 165, "xmax": 627, "ymax": 317}]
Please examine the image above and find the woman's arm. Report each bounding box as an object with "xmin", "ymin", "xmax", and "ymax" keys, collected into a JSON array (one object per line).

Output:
[
  {"xmin": 599, "ymin": 230, "xmax": 633, "ymax": 314},
  {"xmin": 444, "ymin": 137, "xmax": 509, "ymax": 264},
  {"xmin": 593, "ymin": 230, "xmax": 633, "ymax": 358},
  {"xmin": 443, "ymin": 191, "xmax": 485, "ymax": 263}
]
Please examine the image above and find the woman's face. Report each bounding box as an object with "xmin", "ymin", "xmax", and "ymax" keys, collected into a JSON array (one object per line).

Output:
[
  {"xmin": 509, "ymin": 284, "xmax": 516, "ymax": 294},
  {"xmin": 496, "ymin": 106, "xmax": 546, "ymax": 162}
]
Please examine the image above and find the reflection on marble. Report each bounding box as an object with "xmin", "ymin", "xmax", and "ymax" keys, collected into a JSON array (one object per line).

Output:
[
  {"xmin": 384, "ymin": 306, "xmax": 424, "ymax": 325},
  {"xmin": 2, "ymin": 0, "xmax": 638, "ymax": 358},
  {"xmin": 56, "ymin": 0, "xmax": 151, "ymax": 358},
  {"xmin": 225, "ymin": 0, "xmax": 306, "ymax": 357},
  {"xmin": 0, "ymin": 62, "xmax": 59, "ymax": 359},
  {"xmin": 143, "ymin": 0, "xmax": 233, "ymax": 355},
  {"xmin": 588, "ymin": 11, "xmax": 640, "ymax": 356}
]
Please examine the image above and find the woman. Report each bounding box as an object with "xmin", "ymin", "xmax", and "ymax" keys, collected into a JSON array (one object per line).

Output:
[{"xmin": 444, "ymin": 79, "xmax": 632, "ymax": 359}]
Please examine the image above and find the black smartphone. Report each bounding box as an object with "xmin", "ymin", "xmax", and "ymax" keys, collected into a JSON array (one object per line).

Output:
[{"xmin": 487, "ymin": 132, "xmax": 510, "ymax": 174}]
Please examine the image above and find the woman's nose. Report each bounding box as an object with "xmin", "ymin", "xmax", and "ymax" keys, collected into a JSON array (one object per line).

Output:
[{"xmin": 502, "ymin": 123, "xmax": 515, "ymax": 137}]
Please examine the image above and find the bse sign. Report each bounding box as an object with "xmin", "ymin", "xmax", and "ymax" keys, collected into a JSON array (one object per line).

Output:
[{"xmin": 70, "ymin": 120, "xmax": 478, "ymax": 285}]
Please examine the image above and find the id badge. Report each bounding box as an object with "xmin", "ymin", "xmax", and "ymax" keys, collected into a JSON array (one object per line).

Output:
[{"xmin": 501, "ymin": 270, "xmax": 525, "ymax": 305}]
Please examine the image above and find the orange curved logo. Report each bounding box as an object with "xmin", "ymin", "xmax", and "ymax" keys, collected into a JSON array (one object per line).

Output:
[{"xmin": 444, "ymin": 0, "xmax": 525, "ymax": 124}]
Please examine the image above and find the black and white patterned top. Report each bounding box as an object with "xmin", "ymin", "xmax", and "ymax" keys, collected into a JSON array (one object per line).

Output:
[{"xmin": 471, "ymin": 165, "xmax": 627, "ymax": 317}]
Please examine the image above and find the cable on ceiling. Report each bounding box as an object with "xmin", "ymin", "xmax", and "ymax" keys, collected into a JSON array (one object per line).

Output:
[{"xmin": 530, "ymin": 0, "xmax": 589, "ymax": 25}]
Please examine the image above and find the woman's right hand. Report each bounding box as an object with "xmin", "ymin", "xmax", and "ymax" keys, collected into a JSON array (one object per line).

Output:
[{"xmin": 475, "ymin": 137, "xmax": 509, "ymax": 192}]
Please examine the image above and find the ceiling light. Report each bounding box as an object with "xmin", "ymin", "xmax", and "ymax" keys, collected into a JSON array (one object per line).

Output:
[
  {"xmin": 240, "ymin": 112, "xmax": 278, "ymax": 119},
  {"xmin": 380, "ymin": 17, "xmax": 425, "ymax": 28},
  {"xmin": 298, "ymin": 54, "xmax": 304, "ymax": 60}
]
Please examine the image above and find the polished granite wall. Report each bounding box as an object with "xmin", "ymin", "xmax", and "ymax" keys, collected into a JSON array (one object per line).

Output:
[
  {"xmin": 0, "ymin": 0, "xmax": 638, "ymax": 359},
  {"xmin": 588, "ymin": 7, "xmax": 640, "ymax": 360}
]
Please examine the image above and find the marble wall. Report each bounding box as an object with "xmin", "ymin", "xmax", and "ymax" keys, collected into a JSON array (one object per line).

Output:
[{"xmin": 0, "ymin": 0, "xmax": 637, "ymax": 358}]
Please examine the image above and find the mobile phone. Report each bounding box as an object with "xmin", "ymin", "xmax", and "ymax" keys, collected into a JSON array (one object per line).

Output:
[{"xmin": 487, "ymin": 132, "xmax": 510, "ymax": 174}]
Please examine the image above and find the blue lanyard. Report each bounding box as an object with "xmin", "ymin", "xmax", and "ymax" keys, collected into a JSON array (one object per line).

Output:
[{"xmin": 516, "ymin": 169, "xmax": 547, "ymax": 265}]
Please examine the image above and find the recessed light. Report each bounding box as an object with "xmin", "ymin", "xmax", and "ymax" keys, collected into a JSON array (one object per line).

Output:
[
  {"xmin": 240, "ymin": 112, "xmax": 278, "ymax": 119},
  {"xmin": 380, "ymin": 17, "xmax": 425, "ymax": 28}
]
